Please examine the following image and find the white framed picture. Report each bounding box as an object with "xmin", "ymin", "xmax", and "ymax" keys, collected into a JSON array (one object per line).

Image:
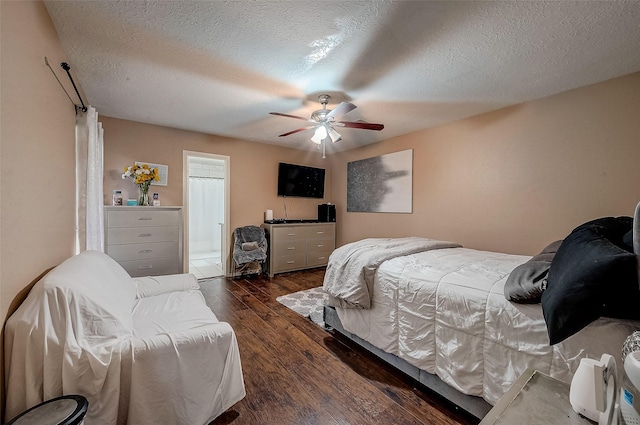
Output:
[
  {"xmin": 347, "ymin": 149, "xmax": 413, "ymax": 213},
  {"xmin": 136, "ymin": 162, "xmax": 168, "ymax": 186}
]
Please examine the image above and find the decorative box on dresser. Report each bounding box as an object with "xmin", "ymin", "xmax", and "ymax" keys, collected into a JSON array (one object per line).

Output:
[
  {"xmin": 104, "ymin": 206, "xmax": 184, "ymax": 277},
  {"xmin": 261, "ymin": 222, "xmax": 335, "ymax": 277}
]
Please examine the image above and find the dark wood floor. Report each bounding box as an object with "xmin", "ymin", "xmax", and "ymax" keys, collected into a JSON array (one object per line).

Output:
[{"xmin": 203, "ymin": 268, "xmax": 478, "ymax": 425}]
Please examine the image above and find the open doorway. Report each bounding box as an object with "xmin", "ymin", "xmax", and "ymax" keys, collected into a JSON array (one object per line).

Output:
[{"xmin": 183, "ymin": 151, "xmax": 230, "ymax": 279}]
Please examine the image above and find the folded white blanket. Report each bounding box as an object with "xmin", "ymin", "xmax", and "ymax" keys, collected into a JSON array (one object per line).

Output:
[{"xmin": 323, "ymin": 237, "xmax": 461, "ymax": 308}]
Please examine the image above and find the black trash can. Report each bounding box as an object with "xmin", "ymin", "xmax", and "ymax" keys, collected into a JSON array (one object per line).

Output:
[{"xmin": 5, "ymin": 395, "xmax": 88, "ymax": 425}]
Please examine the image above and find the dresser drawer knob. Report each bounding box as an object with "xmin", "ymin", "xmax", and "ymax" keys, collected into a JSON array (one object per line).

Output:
[
  {"xmin": 286, "ymin": 260, "xmax": 295, "ymax": 264},
  {"xmin": 317, "ymin": 244, "xmax": 324, "ymax": 248},
  {"xmin": 287, "ymin": 233, "xmax": 296, "ymax": 236},
  {"xmin": 139, "ymin": 249, "xmax": 152, "ymax": 254},
  {"xmin": 138, "ymin": 233, "xmax": 152, "ymax": 237},
  {"xmin": 138, "ymin": 265, "xmax": 153, "ymax": 270},
  {"xmin": 138, "ymin": 217, "xmax": 153, "ymax": 221},
  {"xmin": 317, "ymin": 231, "xmax": 324, "ymax": 234},
  {"xmin": 318, "ymin": 256, "xmax": 326, "ymax": 260},
  {"xmin": 287, "ymin": 247, "xmax": 295, "ymax": 250}
]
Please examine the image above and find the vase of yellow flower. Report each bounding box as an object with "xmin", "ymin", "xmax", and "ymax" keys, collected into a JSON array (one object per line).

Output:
[
  {"xmin": 122, "ymin": 163, "xmax": 160, "ymax": 206},
  {"xmin": 138, "ymin": 181, "xmax": 151, "ymax": 206}
]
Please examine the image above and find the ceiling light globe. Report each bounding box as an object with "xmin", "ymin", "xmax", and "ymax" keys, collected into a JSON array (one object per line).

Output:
[{"xmin": 311, "ymin": 126, "xmax": 328, "ymax": 144}]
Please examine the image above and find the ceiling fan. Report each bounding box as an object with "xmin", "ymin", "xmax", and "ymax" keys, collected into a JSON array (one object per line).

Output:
[{"xmin": 269, "ymin": 94, "xmax": 384, "ymax": 157}]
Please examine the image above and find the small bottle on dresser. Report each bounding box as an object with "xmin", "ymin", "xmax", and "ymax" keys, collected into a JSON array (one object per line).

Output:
[
  {"xmin": 153, "ymin": 193, "xmax": 160, "ymax": 206},
  {"xmin": 112, "ymin": 190, "xmax": 123, "ymax": 206}
]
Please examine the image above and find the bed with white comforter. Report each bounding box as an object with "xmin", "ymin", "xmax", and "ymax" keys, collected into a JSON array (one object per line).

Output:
[{"xmin": 324, "ymin": 238, "xmax": 640, "ymax": 413}]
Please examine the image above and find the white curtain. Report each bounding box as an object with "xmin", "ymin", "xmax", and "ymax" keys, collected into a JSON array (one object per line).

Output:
[
  {"xmin": 76, "ymin": 106, "xmax": 104, "ymax": 253},
  {"xmin": 189, "ymin": 177, "xmax": 224, "ymax": 254}
]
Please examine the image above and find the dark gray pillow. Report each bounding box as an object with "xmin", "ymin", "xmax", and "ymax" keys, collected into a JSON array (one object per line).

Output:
[
  {"xmin": 504, "ymin": 240, "xmax": 563, "ymax": 304},
  {"xmin": 623, "ymin": 230, "xmax": 633, "ymax": 252}
]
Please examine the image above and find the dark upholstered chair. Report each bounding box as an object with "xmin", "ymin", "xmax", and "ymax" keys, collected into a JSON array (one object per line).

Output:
[{"xmin": 232, "ymin": 226, "xmax": 267, "ymax": 276}]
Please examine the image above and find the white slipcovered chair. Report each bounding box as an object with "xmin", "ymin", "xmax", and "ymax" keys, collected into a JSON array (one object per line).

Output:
[{"xmin": 4, "ymin": 250, "xmax": 245, "ymax": 425}]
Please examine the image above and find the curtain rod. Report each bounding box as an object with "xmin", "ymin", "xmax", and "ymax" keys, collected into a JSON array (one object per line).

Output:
[
  {"xmin": 60, "ymin": 62, "xmax": 87, "ymax": 112},
  {"xmin": 44, "ymin": 57, "xmax": 87, "ymax": 113}
]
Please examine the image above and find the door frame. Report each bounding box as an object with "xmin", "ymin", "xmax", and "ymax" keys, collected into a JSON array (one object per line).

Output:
[{"xmin": 182, "ymin": 150, "xmax": 231, "ymax": 277}]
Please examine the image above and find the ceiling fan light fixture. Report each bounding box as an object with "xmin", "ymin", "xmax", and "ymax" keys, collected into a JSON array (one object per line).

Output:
[
  {"xmin": 311, "ymin": 125, "xmax": 327, "ymax": 144},
  {"xmin": 328, "ymin": 127, "xmax": 342, "ymax": 143}
]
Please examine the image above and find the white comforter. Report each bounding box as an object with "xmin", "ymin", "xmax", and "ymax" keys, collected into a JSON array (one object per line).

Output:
[
  {"xmin": 323, "ymin": 237, "xmax": 461, "ymax": 308},
  {"xmin": 334, "ymin": 247, "xmax": 640, "ymax": 405}
]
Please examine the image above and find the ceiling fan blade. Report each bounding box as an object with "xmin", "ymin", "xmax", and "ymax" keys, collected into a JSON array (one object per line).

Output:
[
  {"xmin": 270, "ymin": 112, "xmax": 311, "ymax": 121},
  {"xmin": 335, "ymin": 121, "xmax": 384, "ymax": 131},
  {"xmin": 278, "ymin": 126, "xmax": 315, "ymax": 137},
  {"xmin": 326, "ymin": 102, "xmax": 357, "ymax": 121}
]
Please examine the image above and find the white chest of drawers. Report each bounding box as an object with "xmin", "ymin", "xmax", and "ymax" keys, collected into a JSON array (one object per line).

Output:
[
  {"xmin": 104, "ymin": 206, "xmax": 184, "ymax": 277},
  {"xmin": 261, "ymin": 222, "xmax": 335, "ymax": 277}
]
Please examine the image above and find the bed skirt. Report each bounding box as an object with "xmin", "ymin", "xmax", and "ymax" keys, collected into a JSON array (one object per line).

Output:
[{"xmin": 323, "ymin": 305, "xmax": 492, "ymax": 420}]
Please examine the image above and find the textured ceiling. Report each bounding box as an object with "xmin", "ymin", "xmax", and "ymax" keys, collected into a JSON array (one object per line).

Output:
[{"xmin": 44, "ymin": 1, "xmax": 640, "ymax": 155}]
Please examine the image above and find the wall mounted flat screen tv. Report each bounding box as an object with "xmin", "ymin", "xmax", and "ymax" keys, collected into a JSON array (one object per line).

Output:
[{"xmin": 277, "ymin": 162, "xmax": 325, "ymax": 199}]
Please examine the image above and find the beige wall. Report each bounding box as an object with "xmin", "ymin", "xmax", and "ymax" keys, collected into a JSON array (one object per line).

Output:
[
  {"xmin": 329, "ymin": 72, "xmax": 640, "ymax": 255},
  {"xmin": 101, "ymin": 117, "xmax": 332, "ymax": 268},
  {"xmin": 2, "ymin": 1, "xmax": 640, "ymax": 416},
  {"xmin": 1, "ymin": 1, "xmax": 77, "ymax": 419}
]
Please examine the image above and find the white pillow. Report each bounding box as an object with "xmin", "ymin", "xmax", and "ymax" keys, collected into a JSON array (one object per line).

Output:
[{"xmin": 134, "ymin": 273, "xmax": 199, "ymax": 298}]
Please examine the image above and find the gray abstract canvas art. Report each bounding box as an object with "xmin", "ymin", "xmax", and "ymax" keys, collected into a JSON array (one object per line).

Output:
[{"xmin": 347, "ymin": 149, "xmax": 413, "ymax": 213}]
